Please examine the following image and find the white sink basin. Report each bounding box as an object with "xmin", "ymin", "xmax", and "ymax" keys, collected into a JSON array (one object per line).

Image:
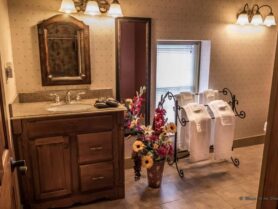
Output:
[{"xmin": 47, "ymin": 103, "xmax": 93, "ymax": 112}]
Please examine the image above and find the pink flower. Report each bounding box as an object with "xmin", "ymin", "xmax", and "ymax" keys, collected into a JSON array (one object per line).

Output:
[
  {"xmin": 152, "ymin": 107, "xmax": 166, "ymax": 134},
  {"xmin": 157, "ymin": 146, "xmax": 168, "ymax": 158},
  {"xmin": 149, "ymin": 134, "xmax": 158, "ymax": 142},
  {"xmin": 168, "ymin": 144, "xmax": 173, "ymax": 156}
]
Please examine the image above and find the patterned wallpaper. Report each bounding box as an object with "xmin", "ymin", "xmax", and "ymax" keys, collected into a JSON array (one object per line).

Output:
[
  {"xmin": 7, "ymin": 0, "xmax": 278, "ymax": 139},
  {"xmin": 0, "ymin": 0, "xmax": 17, "ymax": 104}
]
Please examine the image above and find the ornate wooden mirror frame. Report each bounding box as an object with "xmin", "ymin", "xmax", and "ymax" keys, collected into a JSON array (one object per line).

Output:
[{"xmin": 38, "ymin": 14, "xmax": 91, "ymax": 86}]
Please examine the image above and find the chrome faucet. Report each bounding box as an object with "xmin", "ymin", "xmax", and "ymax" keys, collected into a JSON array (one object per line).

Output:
[
  {"xmin": 50, "ymin": 93, "xmax": 61, "ymax": 105},
  {"xmin": 65, "ymin": 91, "xmax": 72, "ymax": 104},
  {"xmin": 76, "ymin": 92, "xmax": 86, "ymax": 102}
]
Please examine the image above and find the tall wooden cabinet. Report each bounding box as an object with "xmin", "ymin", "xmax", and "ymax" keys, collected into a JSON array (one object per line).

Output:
[{"xmin": 11, "ymin": 111, "xmax": 125, "ymax": 209}]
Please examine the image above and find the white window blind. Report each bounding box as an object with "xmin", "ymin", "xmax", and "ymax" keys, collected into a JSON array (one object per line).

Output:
[{"xmin": 156, "ymin": 42, "xmax": 201, "ymax": 122}]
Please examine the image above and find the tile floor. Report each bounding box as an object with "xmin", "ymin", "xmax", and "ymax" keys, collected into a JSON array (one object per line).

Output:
[{"xmin": 72, "ymin": 144, "xmax": 264, "ymax": 209}]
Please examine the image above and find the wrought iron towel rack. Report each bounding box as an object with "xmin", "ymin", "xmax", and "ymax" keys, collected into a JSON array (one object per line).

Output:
[{"xmin": 157, "ymin": 88, "xmax": 246, "ymax": 178}]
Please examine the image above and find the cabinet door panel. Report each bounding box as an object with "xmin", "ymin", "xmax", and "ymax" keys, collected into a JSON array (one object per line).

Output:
[{"xmin": 30, "ymin": 136, "xmax": 72, "ymax": 200}]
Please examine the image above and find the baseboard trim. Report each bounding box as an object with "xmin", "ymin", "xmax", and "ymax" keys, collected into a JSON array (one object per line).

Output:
[
  {"xmin": 124, "ymin": 134, "xmax": 265, "ymax": 169},
  {"xmin": 233, "ymin": 134, "xmax": 265, "ymax": 148}
]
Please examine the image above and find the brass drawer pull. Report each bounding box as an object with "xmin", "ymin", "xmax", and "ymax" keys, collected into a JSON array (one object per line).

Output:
[
  {"xmin": 92, "ymin": 176, "xmax": 105, "ymax": 181},
  {"xmin": 89, "ymin": 146, "xmax": 103, "ymax": 151}
]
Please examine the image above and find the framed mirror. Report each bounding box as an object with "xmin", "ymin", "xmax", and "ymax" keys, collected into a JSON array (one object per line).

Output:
[
  {"xmin": 38, "ymin": 14, "xmax": 91, "ymax": 86},
  {"xmin": 116, "ymin": 17, "xmax": 151, "ymax": 125}
]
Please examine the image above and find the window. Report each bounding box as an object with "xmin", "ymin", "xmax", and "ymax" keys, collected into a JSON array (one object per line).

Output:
[{"xmin": 156, "ymin": 41, "xmax": 201, "ymax": 122}]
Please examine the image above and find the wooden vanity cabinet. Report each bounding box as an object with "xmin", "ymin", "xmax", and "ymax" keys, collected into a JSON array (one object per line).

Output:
[{"xmin": 11, "ymin": 112, "xmax": 125, "ymax": 209}]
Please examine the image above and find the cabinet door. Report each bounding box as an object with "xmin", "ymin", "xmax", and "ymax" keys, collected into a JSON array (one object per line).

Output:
[{"xmin": 30, "ymin": 136, "xmax": 72, "ymax": 200}]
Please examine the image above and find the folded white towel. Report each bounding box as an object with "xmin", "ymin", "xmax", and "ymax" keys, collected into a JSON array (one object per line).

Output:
[
  {"xmin": 209, "ymin": 100, "xmax": 234, "ymax": 126},
  {"xmin": 200, "ymin": 89, "xmax": 219, "ymax": 104},
  {"xmin": 176, "ymin": 92, "xmax": 194, "ymax": 106},
  {"xmin": 183, "ymin": 103, "xmax": 212, "ymax": 162},
  {"xmin": 184, "ymin": 103, "xmax": 211, "ymax": 133},
  {"xmin": 176, "ymin": 92, "xmax": 195, "ymax": 149},
  {"xmin": 207, "ymin": 99, "xmax": 235, "ymax": 160},
  {"xmin": 220, "ymin": 115, "xmax": 234, "ymax": 126}
]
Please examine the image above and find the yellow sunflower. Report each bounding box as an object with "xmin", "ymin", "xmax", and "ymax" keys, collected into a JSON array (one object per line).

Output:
[
  {"xmin": 142, "ymin": 155, "xmax": 154, "ymax": 169},
  {"xmin": 132, "ymin": 140, "xmax": 145, "ymax": 152},
  {"xmin": 166, "ymin": 122, "xmax": 177, "ymax": 133}
]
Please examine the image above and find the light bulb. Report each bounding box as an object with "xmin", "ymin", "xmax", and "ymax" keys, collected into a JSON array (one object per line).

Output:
[
  {"xmin": 236, "ymin": 13, "xmax": 249, "ymax": 25},
  {"xmin": 59, "ymin": 0, "xmax": 77, "ymax": 14},
  {"xmin": 85, "ymin": 1, "xmax": 101, "ymax": 16},
  {"xmin": 251, "ymin": 13, "xmax": 263, "ymax": 26},
  {"xmin": 264, "ymin": 13, "xmax": 276, "ymax": 27},
  {"xmin": 108, "ymin": 0, "xmax": 123, "ymax": 17}
]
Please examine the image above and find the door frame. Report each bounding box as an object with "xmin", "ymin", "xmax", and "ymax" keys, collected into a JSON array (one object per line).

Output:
[
  {"xmin": 257, "ymin": 38, "xmax": 278, "ymax": 209},
  {"xmin": 115, "ymin": 17, "xmax": 152, "ymax": 125},
  {"xmin": 0, "ymin": 54, "xmax": 9, "ymax": 185},
  {"xmin": 0, "ymin": 54, "xmax": 21, "ymax": 208}
]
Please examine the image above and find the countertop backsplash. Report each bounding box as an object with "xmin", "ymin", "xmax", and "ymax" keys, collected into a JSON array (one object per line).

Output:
[{"xmin": 16, "ymin": 88, "xmax": 113, "ymax": 103}]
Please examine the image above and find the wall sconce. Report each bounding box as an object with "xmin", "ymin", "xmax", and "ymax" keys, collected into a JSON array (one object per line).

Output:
[
  {"xmin": 236, "ymin": 3, "xmax": 276, "ymax": 27},
  {"xmin": 59, "ymin": 0, "xmax": 123, "ymax": 17}
]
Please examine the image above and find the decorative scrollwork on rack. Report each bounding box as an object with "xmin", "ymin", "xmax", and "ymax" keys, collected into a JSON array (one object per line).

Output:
[
  {"xmin": 158, "ymin": 91, "xmax": 187, "ymax": 127},
  {"xmin": 158, "ymin": 91, "xmax": 187, "ymax": 178},
  {"xmin": 220, "ymin": 88, "xmax": 246, "ymax": 119},
  {"xmin": 231, "ymin": 157, "xmax": 240, "ymax": 167},
  {"xmin": 167, "ymin": 157, "xmax": 175, "ymax": 166},
  {"xmin": 177, "ymin": 169, "xmax": 184, "ymax": 178},
  {"xmin": 177, "ymin": 105, "xmax": 187, "ymax": 127}
]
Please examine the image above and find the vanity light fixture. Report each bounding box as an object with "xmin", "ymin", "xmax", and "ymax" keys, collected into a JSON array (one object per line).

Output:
[
  {"xmin": 264, "ymin": 13, "xmax": 276, "ymax": 27},
  {"xmin": 84, "ymin": 0, "xmax": 101, "ymax": 15},
  {"xmin": 107, "ymin": 0, "xmax": 123, "ymax": 17},
  {"xmin": 59, "ymin": 0, "xmax": 77, "ymax": 13},
  {"xmin": 59, "ymin": 0, "xmax": 123, "ymax": 17},
  {"xmin": 250, "ymin": 5, "xmax": 263, "ymax": 26},
  {"xmin": 236, "ymin": 11, "xmax": 249, "ymax": 25},
  {"xmin": 236, "ymin": 3, "xmax": 276, "ymax": 27}
]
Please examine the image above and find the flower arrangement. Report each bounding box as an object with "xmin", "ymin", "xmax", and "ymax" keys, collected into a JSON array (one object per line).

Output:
[
  {"xmin": 124, "ymin": 86, "xmax": 146, "ymax": 135},
  {"xmin": 124, "ymin": 87, "xmax": 176, "ymax": 181}
]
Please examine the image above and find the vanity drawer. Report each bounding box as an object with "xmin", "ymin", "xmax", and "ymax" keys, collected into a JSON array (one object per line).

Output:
[
  {"xmin": 77, "ymin": 132, "xmax": 113, "ymax": 163},
  {"xmin": 25, "ymin": 115, "xmax": 113, "ymax": 138},
  {"xmin": 79, "ymin": 162, "xmax": 114, "ymax": 192}
]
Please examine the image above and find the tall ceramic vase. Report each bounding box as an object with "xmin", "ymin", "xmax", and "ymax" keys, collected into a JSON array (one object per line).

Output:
[{"xmin": 147, "ymin": 159, "xmax": 165, "ymax": 188}]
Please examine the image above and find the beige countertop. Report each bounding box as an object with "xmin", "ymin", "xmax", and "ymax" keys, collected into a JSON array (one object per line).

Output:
[{"xmin": 10, "ymin": 99, "xmax": 127, "ymax": 120}]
